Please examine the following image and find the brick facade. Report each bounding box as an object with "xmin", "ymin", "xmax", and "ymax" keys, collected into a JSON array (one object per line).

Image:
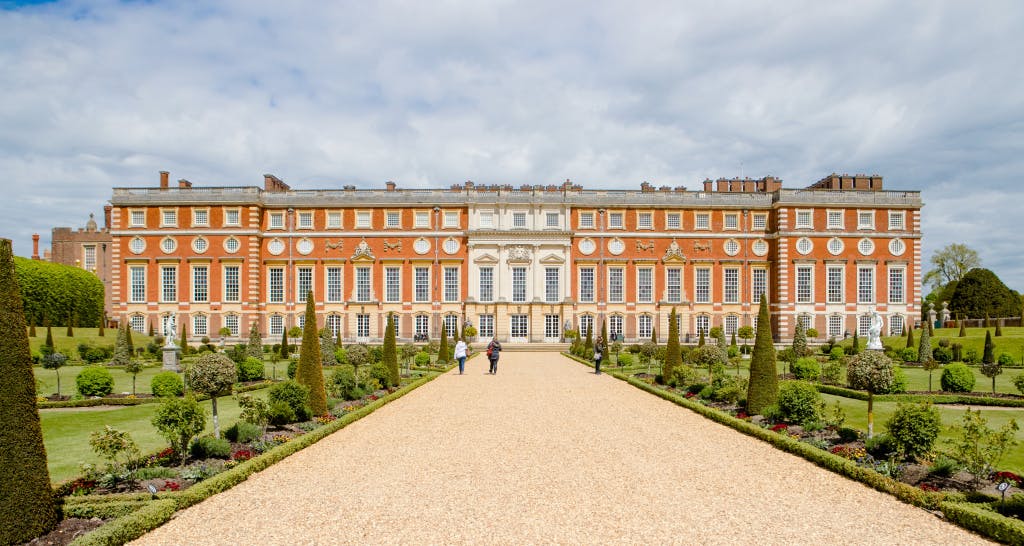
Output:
[{"xmin": 108, "ymin": 172, "xmax": 922, "ymax": 344}]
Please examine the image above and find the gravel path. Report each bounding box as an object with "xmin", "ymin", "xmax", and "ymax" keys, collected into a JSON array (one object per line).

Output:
[{"xmin": 133, "ymin": 352, "xmax": 989, "ymax": 545}]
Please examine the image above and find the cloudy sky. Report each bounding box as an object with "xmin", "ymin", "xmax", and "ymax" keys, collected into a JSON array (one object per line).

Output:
[{"xmin": 2, "ymin": 1, "xmax": 1022, "ymax": 290}]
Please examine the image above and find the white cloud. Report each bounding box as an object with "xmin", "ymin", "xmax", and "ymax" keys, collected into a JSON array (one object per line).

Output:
[{"xmin": 1, "ymin": 0, "xmax": 1023, "ymax": 287}]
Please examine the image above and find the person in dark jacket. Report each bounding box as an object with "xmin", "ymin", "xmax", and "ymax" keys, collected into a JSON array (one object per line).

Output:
[
  {"xmin": 486, "ymin": 337, "xmax": 502, "ymax": 374},
  {"xmin": 594, "ymin": 335, "xmax": 605, "ymax": 375}
]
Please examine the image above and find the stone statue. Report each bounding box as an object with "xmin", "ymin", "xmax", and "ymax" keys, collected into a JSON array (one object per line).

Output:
[
  {"xmin": 867, "ymin": 309, "xmax": 884, "ymax": 351},
  {"xmin": 163, "ymin": 315, "xmax": 176, "ymax": 347}
]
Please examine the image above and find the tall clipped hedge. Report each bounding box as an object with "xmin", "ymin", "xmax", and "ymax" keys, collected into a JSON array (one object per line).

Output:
[
  {"xmin": 14, "ymin": 256, "xmax": 104, "ymax": 327},
  {"xmin": 663, "ymin": 307, "xmax": 681, "ymax": 382},
  {"xmin": 383, "ymin": 313, "xmax": 399, "ymax": 387},
  {"xmin": 296, "ymin": 292, "xmax": 327, "ymax": 416},
  {"xmin": 1, "ymin": 240, "xmax": 58, "ymax": 543},
  {"xmin": 746, "ymin": 294, "xmax": 778, "ymax": 415}
]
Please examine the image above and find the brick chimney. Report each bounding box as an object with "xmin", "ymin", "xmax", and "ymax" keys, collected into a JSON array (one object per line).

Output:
[
  {"xmin": 160, "ymin": 171, "xmax": 169, "ymax": 189},
  {"xmin": 385, "ymin": 181, "xmax": 396, "ymax": 192},
  {"xmin": 703, "ymin": 179, "xmax": 713, "ymax": 192},
  {"xmin": 178, "ymin": 179, "xmax": 192, "ymax": 189},
  {"xmin": 263, "ymin": 174, "xmax": 290, "ymax": 192},
  {"xmin": 31, "ymin": 234, "xmax": 40, "ymax": 260},
  {"xmin": 103, "ymin": 205, "xmax": 112, "ymax": 230}
]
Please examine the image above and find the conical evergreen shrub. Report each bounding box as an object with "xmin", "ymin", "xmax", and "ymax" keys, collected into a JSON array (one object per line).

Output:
[
  {"xmin": 383, "ymin": 313, "xmax": 399, "ymax": 387},
  {"xmin": 179, "ymin": 323, "xmax": 188, "ymax": 356},
  {"xmin": 917, "ymin": 319, "xmax": 932, "ymax": 363},
  {"xmin": 584, "ymin": 324, "xmax": 593, "ymax": 352},
  {"xmin": 958, "ymin": 319, "xmax": 966, "ymax": 337},
  {"xmin": 0, "ymin": 239, "xmax": 58, "ymax": 543},
  {"xmin": 66, "ymin": 313, "xmax": 73, "ymax": 337},
  {"xmin": 281, "ymin": 327, "xmax": 289, "ymax": 358},
  {"xmin": 983, "ymin": 330, "xmax": 995, "ymax": 364},
  {"xmin": 746, "ymin": 294, "xmax": 778, "ymax": 415},
  {"xmin": 438, "ymin": 328, "xmax": 449, "ymax": 365},
  {"xmin": 792, "ymin": 319, "xmax": 807, "ymax": 356},
  {"xmin": 296, "ymin": 292, "xmax": 327, "ymax": 415},
  {"xmin": 663, "ymin": 308, "xmax": 681, "ymax": 382},
  {"xmin": 698, "ymin": 330, "xmax": 705, "ymax": 346},
  {"xmin": 246, "ymin": 321, "xmax": 263, "ymax": 360},
  {"xmin": 110, "ymin": 325, "xmax": 131, "ymax": 366},
  {"xmin": 44, "ymin": 324, "xmax": 54, "ymax": 355},
  {"xmin": 126, "ymin": 324, "xmax": 134, "ymax": 355},
  {"xmin": 851, "ymin": 331, "xmax": 860, "ymax": 354},
  {"xmin": 651, "ymin": 327, "xmax": 657, "ymax": 345},
  {"xmin": 995, "ymin": 320, "xmax": 1003, "ymax": 337},
  {"xmin": 907, "ymin": 324, "xmax": 915, "ymax": 349}
]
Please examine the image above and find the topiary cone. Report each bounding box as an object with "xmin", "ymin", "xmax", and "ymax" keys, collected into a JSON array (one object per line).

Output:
[
  {"xmin": 296, "ymin": 291, "xmax": 328, "ymax": 415},
  {"xmin": 0, "ymin": 239, "xmax": 58, "ymax": 543},
  {"xmin": 383, "ymin": 313, "xmax": 399, "ymax": 387},
  {"xmin": 746, "ymin": 294, "xmax": 778, "ymax": 415}
]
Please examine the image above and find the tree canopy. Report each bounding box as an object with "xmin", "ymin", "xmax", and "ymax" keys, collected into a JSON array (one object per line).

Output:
[
  {"xmin": 949, "ymin": 268, "xmax": 1019, "ymax": 319},
  {"xmin": 923, "ymin": 243, "xmax": 980, "ymax": 290}
]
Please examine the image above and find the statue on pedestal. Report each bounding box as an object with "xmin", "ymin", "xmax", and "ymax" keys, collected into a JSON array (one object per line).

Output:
[
  {"xmin": 163, "ymin": 315, "xmax": 176, "ymax": 347},
  {"xmin": 867, "ymin": 308, "xmax": 884, "ymax": 351}
]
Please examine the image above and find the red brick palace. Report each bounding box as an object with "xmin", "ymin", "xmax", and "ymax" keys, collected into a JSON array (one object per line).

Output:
[{"xmin": 107, "ymin": 171, "xmax": 921, "ymax": 344}]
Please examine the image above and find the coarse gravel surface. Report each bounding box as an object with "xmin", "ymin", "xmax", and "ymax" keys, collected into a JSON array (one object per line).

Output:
[{"xmin": 132, "ymin": 352, "xmax": 990, "ymax": 545}]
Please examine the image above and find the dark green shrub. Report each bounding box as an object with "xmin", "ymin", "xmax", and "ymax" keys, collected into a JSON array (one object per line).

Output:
[
  {"xmin": 76, "ymin": 366, "xmax": 114, "ymax": 397},
  {"xmin": 616, "ymin": 353, "xmax": 635, "ymax": 367},
  {"xmin": 190, "ymin": 436, "xmax": 232, "ymax": 459},
  {"xmin": 329, "ymin": 366, "xmax": 359, "ymax": 400},
  {"xmin": 698, "ymin": 385, "xmax": 714, "ymax": 399},
  {"xmin": 964, "ymin": 348, "xmax": 980, "ymax": 364},
  {"xmin": 368, "ymin": 363, "xmax": 390, "ymax": 390},
  {"xmin": 295, "ymin": 295, "xmax": 328, "ymax": 416},
  {"xmin": 899, "ymin": 347, "xmax": 917, "ymax": 362},
  {"xmin": 997, "ymin": 353, "xmax": 1015, "ymax": 366},
  {"xmin": 414, "ymin": 351, "xmax": 430, "ymax": 367},
  {"xmin": 151, "ymin": 396, "xmax": 206, "ymax": 465},
  {"xmin": 791, "ymin": 357, "xmax": 821, "ymax": 381},
  {"xmin": 668, "ymin": 364, "xmax": 700, "ymax": 388},
  {"xmin": 1014, "ymin": 373, "xmax": 1024, "ymax": 395},
  {"xmin": 267, "ymin": 400, "xmax": 296, "ymax": 426},
  {"xmin": 829, "ymin": 347, "xmax": 845, "ymax": 361},
  {"xmin": 224, "ymin": 421, "xmax": 261, "ymax": 443},
  {"xmin": 746, "ymin": 294, "xmax": 778, "ymax": 414},
  {"xmin": 237, "ymin": 357, "xmax": 265, "ymax": 382},
  {"xmin": 821, "ymin": 359, "xmax": 843, "ymax": 385},
  {"xmin": 865, "ymin": 433, "xmax": 896, "ymax": 459},
  {"xmin": 837, "ymin": 427, "xmax": 860, "ymax": 442},
  {"xmin": 14, "ymin": 255, "xmax": 104, "ymax": 329},
  {"xmin": 941, "ymin": 363, "xmax": 976, "ymax": 392},
  {"xmin": 151, "ymin": 371, "xmax": 184, "ymax": 397},
  {"xmin": 878, "ymin": 366, "xmax": 908, "ymax": 394},
  {"xmin": 268, "ymin": 380, "xmax": 310, "ymax": 423},
  {"xmin": 932, "ymin": 346, "xmax": 953, "ymax": 364},
  {"xmin": 710, "ymin": 375, "xmax": 748, "ymax": 404},
  {"xmin": 885, "ymin": 403, "xmax": 942, "ymax": 461},
  {"xmin": 287, "ymin": 359, "xmax": 298, "ymax": 379},
  {"xmin": 776, "ymin": 381, "xmax": 823, "ymax": 426}
]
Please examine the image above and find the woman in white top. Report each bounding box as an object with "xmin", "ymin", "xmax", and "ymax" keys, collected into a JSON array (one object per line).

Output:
[{"xmin": 454, "ymin": 339, "xmax": 469, "ymax": 375}]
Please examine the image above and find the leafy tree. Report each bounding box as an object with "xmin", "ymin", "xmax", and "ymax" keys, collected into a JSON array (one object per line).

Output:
[
  {"xmin": 691, "ymin": 345, "xmax": 727, "ymax": 385},
  {"xmin": 124, "ymin": 358, "xmax": 144, "ymax": 396},
  {"xmin": 651, "ymin": 326, "xmax": 657, "ymax": 345},
  {"xmin": 917, "ymin": 319, "xmax": 932, "ymax": 364},
  {"xmin": 186, "ymin": 353, "xmax": 237, "ymax": 438},
  {"xmin": 737, "ymin": 325, "xmax": 754, "ymax": 348},
  {"xmin": 663, "ymin": 308, "xmax": 681, "ymax": 382},
  {"xmin": 246, "ymin": 321, "xmax": 263, "ymax": 360},
  {"xmin": 295, "ymin": 292, "xmax": 328, "ymax": 416},
  {"xmin": 13, "ymin": 255, "xmax": 104, "ymax": 329},
  {"xmin": 400, "ymin": 343, "xmax": 418, "ymax": 376},
  {"xmin": 335, "ymin": 328, "xmax": 343, "ymax": 350},
  {"xmin": 885, "ymin": 403, "xmax": 941, "ymax": 461},
  {"xmin": 980, "ymin": 330, "xmax": 1002, "ymax": 394},
  {"xmin": 383, "ymin": 313, "xmax": 399, "ymax": 387},
  {"xmin": 41, "ymin": 352, "xmax": 67, "ymax": 397},
  {"xmin": 847, "ymin": 351, "xmax": 895, "ymax": 437},
  {"xmin": 0, "ymin": 239, "xmax": 58, "ymax": 544},
  {"xmin": 601, "ymin": 319, "xmax": 608, "ymax": 347},
  {"xmin": 806, "ymin": 328, "xmax": 818, "ymax": 339},
  {"xmin": 347, "ymin": 344, "xmax": 369, "ymax": 387},
  {"xmin": 66, "ymin": 313, "xmax": 74, "ymax": 337},
  {"xmin": 921, "ymin": 358, "xmax": 940, "ymax": 392},
  {"xmin": 152, "ymin": 395, "xmax": 206, "ymax": 465},
  {"xmin": 792, "ymin": 319, "xmax": 807, "ymax": 357},
  {"xmin": 950, "ymin": 268, "xmax": 1020, "ymax": 319},
  {"xmin": 924, "ymin": 243, "xmax": 981, "ymax": 290},
  {"xmin": 746, "ymin": 294, "xmax": 778, "ymax": 415},
  {"xmin": 945, "ymin": 409, "xmax": 1019, "ymax": 485}
]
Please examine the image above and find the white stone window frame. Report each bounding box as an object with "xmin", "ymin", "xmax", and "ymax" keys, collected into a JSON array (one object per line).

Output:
[
  {"xmin": 296, "ymin": 210, "xmax": 314, "ymax": 230},
  {"xmin": 414, "ymin": 210, "xmax": 431, "ymax": 229},
  {"xmin": 222, "ymin": 207, "xmax": 242, "ymax": 227},
  {"xmin": 722, "ymin": 212, "xmax": 740, "ymax": 231},
  {"xmin": 857, "ymin": 209, "xmax": 875, "ymax": 230},
  {"xmin": 607, "ymin": 210, "xmax": 625, "ymax": 230},
  {"xmin": 512, "ymin": 211, "xmax": 528, "ymax": 229},
  {"xmin": 129, "ymin": 236, "xmax": 146, "ymax": 255},
  {"xmin": 578, "ymin": 211, "xmax": 595, "ymax": 230},
  {"xmin": 160, "ymin": 236, "xmax": 178, "ymax": 254},
  {"xmin": 544, "ymin": 211, "xmax": 560, "ymax": 229},
  {"xmin": 826, "ymin": 209, "xmax": 844, "ymax": 230},
  {"xmin": 794, "ymin": 209, "xmax": 813, "ymax": 229},
  {"xmin": 160, "ymin": 207, "xmax": 178, "ymax": 228},
  {"xmin": 888, "ymin": 210, "xmax": 906, "ymax": 231},
  {"xmin": 478, "ymin": 210, "xmax": 495, "ymax": 229},
  {"xmin": 385, "ymin": 209, "xmax": 402, "ymax": 229},
  {"xmin": 223, "ymin": 236, "xmax": 241, "ymax": 254},
  {"xmin": 191, "ymin": 207, "xmax": 210, "ymax": 228},
  {"xmin": 326, "ymin": 210, "xmax": 343, "ymax": 229},
  {"xmin": 443, "ymin": 210, "xmax": 460, "ymax": 229},
  {"xmin": 355, "ymin": 210, "xmax": 372, "ymax": 229},
  {"xmin": 694, "ymin": 211, "xmax": 711, "ymax": 231},
  {"xmin": 751, "ymin": 213, "xmax": 768, "ymax": 231},
  {"xmin": 128, "ymin": 208, "xmax": 146, "ymax": 228},
  {"xmin": 191, "ymin": 236, "xmax": 209, "ymax": 254},
  {"xmin": 664, "ymin": 211, "xmax": 681, "ymax": 230},
  {"xmin": 636, "ymin": 210, "xmax": 654, "ymax": 230},
  {"xmin": 268, "ymin": 211, "xmax": 285, "ymax": 230}
]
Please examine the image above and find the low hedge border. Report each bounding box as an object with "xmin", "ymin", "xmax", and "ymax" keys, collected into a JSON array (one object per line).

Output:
[
  {"xmin": 940, "ymin": 501, "xmax": 1024, "ymax": 545},
  {"xmin": 815, "ymin": 384, "xmax": 1024, "ymax": 407},
  {"xmin": 69, "ymin": 371, "xmax": 443, "ymax": 545},
  {"xmin": 63, "ymin": 500, "xmax": 150, "ymax": 520},
  {"xmin": 563, "ymin": 352, "xmax": 1024, "ymax": 544},
  {"xmin": 39, "ymin": 381, "xmax": 276, "ymax": 409}
]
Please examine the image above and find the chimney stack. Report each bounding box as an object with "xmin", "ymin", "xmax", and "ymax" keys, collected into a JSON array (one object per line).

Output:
[
  {"xmin": 103, "ymin": 205, "xmax": 112, "ymax": 230},
  {"xmin": 385, "ymin": 181, "xmax": 396, "ymax": 192},
  {"xmin": 31, "ymin": 234, "xmax": 40, "ymax": 260},
  {"xmin": 160, "ymin": 171, "xmax": 169, "ymax": 189},
  {"xmin": 178, "ymin": 179, "xmax": 192, "ymax": 189}
]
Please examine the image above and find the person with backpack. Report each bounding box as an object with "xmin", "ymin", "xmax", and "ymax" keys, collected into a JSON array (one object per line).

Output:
[{"xmin": 486, "ymin": 337, "xmax": 502, "ymax": 374}]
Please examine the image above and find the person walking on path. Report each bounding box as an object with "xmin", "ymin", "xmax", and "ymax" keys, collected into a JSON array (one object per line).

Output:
[
  {"xmin": 594, "ymin": 335, "xmax": 605, "ymax": 375},
  {"xmin": 486, "ymin": 337, "xmax": 502, "ymax": 374},
  {"xmin": 454, "ymin": 339, "xmax": 469, "ymax": 374}
]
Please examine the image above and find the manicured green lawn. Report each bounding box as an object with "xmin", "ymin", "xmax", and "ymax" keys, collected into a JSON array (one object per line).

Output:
[
  {"xmin": 41, "ymin": 391, "xmax": 268, "ymax": 483},
  {"xmin": 840, "ymin": 326, "xmax": 1024, "ymax": 364},
  {"xmin": 820, "ymin": 393, "xmax": 1024, "ymax": 474},
  {"xmin": 35, "ymin": 364, "xmax": 174, "ymax": 398},
  {"xmin": 900, "ymin": 365, "xmax": 1024, "ymax": 395},
  {"xmin": 27, "ymin": 327, "xmax": 157, "ymax": 358}
]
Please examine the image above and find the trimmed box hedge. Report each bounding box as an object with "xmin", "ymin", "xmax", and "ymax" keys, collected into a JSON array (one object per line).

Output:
[
  {"xmin": 940, "ymin": 501, "xmax": 1024, "ymax": 545},
  {"xmin": 39, "ymin": 380, "xmax": 275, "ymax": 409},
  {"xmin": 815, "ymin": 384, "xmax": 1024, "ymax": 407}
]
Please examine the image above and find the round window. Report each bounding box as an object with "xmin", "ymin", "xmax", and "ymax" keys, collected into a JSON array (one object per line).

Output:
[
  {"xmin": 858, "ymin": 238, "xmax": 875, "ymax": 256},
  {"xmin": 160, "ymin": 237, "xmax": 177, "ymax": 254},
  {"xmin": 129, "ymin": 237, "xmax": 145, "ymax": 254},
  {"xmin": 796, "ymin": 237, "xmax": 813, "ymax": 255},
  {"xmin": 192, "ymin": 237, "xmax": 208, "ymax": 254},
  {"xmin": 267, "ymin": 239, "xmax": 285, "ymax": 256},
  {"xmin": 443, "ymin": 238, "xmax": 459, "ymax": 254},
  {"xmin": 752, "ymin": 239, "xmax": 768, "ymax": 256},
  {"xmin": 889, "ymin": 238, "xmax": 906, "ymax": 256},
  {"xmin": 413, "ymin": 238, "xmax": 430, "ymax": 254},
  {"xmin": 827, "ymin": 238, "xmax": 844, "ymax": 256},
  {"xmin": 224, "ymin": 237, "xmax": 240, "ymax": 253},
  {"xmin": 724, "ymin": 239, "xmax": 740, "ymax": 256},
  {"xmin": 297, "ymin": 238, "xmax": 314, "ymax": 255},
  {"xmin": 578, "ymin": 238, "xmax": 596, "ymax": 255},
  {"xmin": 608, "ymin": 238, "xmax": 625, "ymax": 255}
]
